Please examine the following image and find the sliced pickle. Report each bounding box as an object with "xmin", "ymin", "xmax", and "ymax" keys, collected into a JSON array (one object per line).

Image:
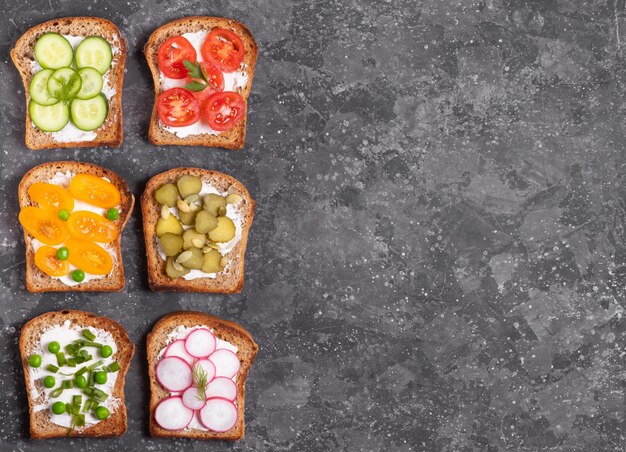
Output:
[
  {"xmin": 201, "ymin": 249, "xmax": 223, "ymax": 273},
  {"xmin": 156, "ymin": 215, "xmax": 183, "ymax": 237},
  {"xmin": 166, "ymin": 256, "xmax": 189, "ymax": 278},
  {"xmin": 203, "ymin": 193, "xmax": 226, "ymax": 216},
  {"xmin": 182, "ymin": 229, "xmax": 206, "ymax": 250},
  {"xmin": 208, "ymin": 216, "xmax": 236, "ymax": 242},
  {"xmin": 159, "ymin": 233, "xmax": 183, "ymax": 256},
  {"xmin": 154, "ymin": 183, "xmax": 179, "ymax": 207},
  {"xmin": 180, "ymin": 247, "xmax": 203, "ymax": 270},
  {"xmin": 195, "ymin": 210, "xmax": 218, "ymax": 233},
  {"xmin": 179, "ymin": 210, "xmax": 197, "ymax": 226},
  {"xmin": 177, "ymin": 175, "xmax": 202, "ymax": 198}
]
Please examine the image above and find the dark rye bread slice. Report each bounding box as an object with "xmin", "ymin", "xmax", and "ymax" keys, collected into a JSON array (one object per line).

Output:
[
  {"xmin": 140, "ymin": 167, "xmax": 254, "ymax": 293},
  {"xmin": 145, "ymin": 16, "xmax": 258, "ymax": 150},
  {"xmin": 11, "ymin": 17, "xmax": 126, "ymax": 150},
  {"xmin": 148, "ymin": 311, "xmax": 258, "ymax": 440},
  {"xmin": 18, "ymin": 161, "xmax": 134, "ymax": 292},
  {"xmin": 20, "ymin": 310, "xmax": 135, "ymax": 438}
]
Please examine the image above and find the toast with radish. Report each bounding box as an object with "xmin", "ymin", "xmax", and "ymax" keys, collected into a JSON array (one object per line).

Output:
[
  {"xmin": 11, "ymin": 17, "xmax": 126, "ymax": 150},
  {"xmin": 144, "ymin": 16, "xmax": 258, "ymax": 149},
  {"xmin": 140, "ymin": 167, "xmax": 254, "ymax": 293},
  {"xmin": 147, "ymin": 311, "xmax": 258, "ymax": 439},
  {"xmin": 18, "ymin": 161, "xmax": 134, "ymax": 292},
  {"xmin": 20, "ymin": 310, "xmax": 134, "ymax": 438}
]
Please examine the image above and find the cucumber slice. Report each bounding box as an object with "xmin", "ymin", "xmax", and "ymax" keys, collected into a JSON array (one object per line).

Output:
[
  {"xmin": 74, "ymin": 37, "xmax": 112, "ymax": 75},
  {"xmin": 76, "ymin": 67, "xmax": 103, "ymax": 100},
  {"xmin": 29, "ymin": 100, "xmax": 70, "ymax": 132},
  {"xmin": 70, "ymin": 94, "xmax": 108, "ymax": 131},
  {"xmin": 34, "ymin": 33, "xmax": 74, "ymax": 69},
  {"xmin": 29, "ymin": 69, "xmax": 57, "ymax": 106},
  {"xmin": 47, "ymin": 68, "xmax": 82, "ymax": 101}
]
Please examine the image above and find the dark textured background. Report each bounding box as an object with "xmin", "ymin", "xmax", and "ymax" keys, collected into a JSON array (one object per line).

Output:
[{"xmin": 0, "ymin": 0, "xmax": 625, "ymax": 451}]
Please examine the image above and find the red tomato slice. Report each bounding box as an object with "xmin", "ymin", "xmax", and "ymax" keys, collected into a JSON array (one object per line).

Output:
[
  {"xmin": 186, "ymin": 62, "xmax": 225, "ymax": 104},
  {"xmin": 157, "ymin": 88, "xmax": 201, "ymax": 127},
  {"xmin": 158, "ymin": 36, "xmax": 197, "ymax": 79},
  {"xmin": 202, "ymin": 91, "xmax": 245, "ymax": 131},
  {"xmin": 201, "ymin": 28, "xmax": 244, "ymax": 73}
]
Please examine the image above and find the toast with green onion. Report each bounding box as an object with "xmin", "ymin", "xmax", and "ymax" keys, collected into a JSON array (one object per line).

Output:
[
  {"xmin": 11, "ymin": 17, "xmax": 126, "ymax": 150},
  {"xmin": 20, "ymin": 310, "xmax": 134, "ymax": 438}
]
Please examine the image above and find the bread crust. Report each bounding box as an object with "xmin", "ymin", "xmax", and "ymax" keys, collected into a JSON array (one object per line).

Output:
[
  {"xmin": 20, "ymin": 310, "xmax": 135, "ymax": 439},
  {"xmin": 10, "ymin": 17, "xmax": 126, "ymax": 150},
  {"xmin": 144, "ymin": 16, "xmax": 258, "ymax": 150},
  {"xmin": 141, "ymin": 167, "xmax": 254, "ymax": 293},
  {"xmin": 147, "ymin": 311, "xmax": 258, "ymax": 439},
  {"xmin": 18, "ymin": 161, "xmax": 134, "ymax": 292}
]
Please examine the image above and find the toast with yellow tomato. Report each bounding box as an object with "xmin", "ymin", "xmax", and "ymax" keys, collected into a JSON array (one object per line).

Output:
[{"xmin": 18, "ymin": 161, "xmax": 134, "ymax": 292}]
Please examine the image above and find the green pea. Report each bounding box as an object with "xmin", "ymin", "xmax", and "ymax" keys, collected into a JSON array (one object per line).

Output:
[
  {"xmin": 28, "ymin": 354, "xmax": 42, "ymax": 368},
  {"xmin": 95, "ymin": 406, "xmax": 110, "ymax": 420},
  {"xmin": 51, "ymin": 401, "xmax": 66, "ymax": 415},
  {"xmin": 72, "ymin": 269, "xmax": 85, "ymax": 282},
  {"xmin": 74, "ymin": 375, "xmax": 87, "ymax": 389},
  {"xmin": 94, "ymin": 371, "xmax": 107, "ymax": 385},
  {"xmin": 100, "ymin": 345, "xmax": 113, "ymax": 358},
  {"xmin": 55, "ymin": 247, "xmax": 69, "ymax": 261},
  {"xmin": 106, "ymin": 208, "xmax": 119, "ymax": 221},
  {"xmin": 58, "ymin": 209, "xmax": 71, "ymax": 221},
  {"xmin": 47, "ymin": 341, "xmax": 61, "ymax": 353},
  {"xmin": 43, "ymin": 376, "xmax": 55, "ymax": 388}
]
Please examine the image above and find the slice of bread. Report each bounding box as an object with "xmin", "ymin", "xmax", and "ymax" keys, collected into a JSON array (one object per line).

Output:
[
  {"xmin": 18, "ymin": 161, "xmax": 134, "ymax": 292},
  {"xmin": 20, "ymin": 310, "xmax": 135, "ymax": 439},
  {"xmin": 140, "ymin": 167, "xmax": 254, "ymax": 293},
  {"xmin": 147, "ymin": 311, "xmax": 258, "ymax": 440},
  {"xmin": 144, "ymin": 16, "xmax": 258, "ymax": 150},
  {"xmin": 11, "ymin": 17, "xmax": 126, "ymax": 150}
]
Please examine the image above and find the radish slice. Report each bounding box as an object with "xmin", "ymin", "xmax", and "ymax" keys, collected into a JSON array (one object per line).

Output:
[
  {"xmin": 199, "ymin": 397, "xmax": 238, "ymax": 432},
  {"xmin": 182, "ymin": 386, "xmax": 207, "ymax": 410},
  {"xmin": 205, "ymin": 377, "xmax": 237, "ymax": 401},
  {"xmin": 164, "ymin": 339, "xmax": 195, "ymax": 365},
  {"xmin": 154, "ymin": 396, "xmax": 194, "ymax": 430},
  {"xmin": 156, "ymin": 356, "xmax": 193, "ymax": 392},
  {"xmin": 209, "ymin": 349, "xmax": 240, "ymax": 378},
  {"xmin": 185, "ymin": 328, "xmax": 216, "ymax": 358},
  {"xmin": 193, "ymin": 359, "xmax": 216, "ymax": 383}
]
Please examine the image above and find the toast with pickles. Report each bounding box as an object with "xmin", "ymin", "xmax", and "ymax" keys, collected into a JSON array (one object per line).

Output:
[
  {"xmin": 141, "ymin": 168, "xmax": 255, "ymax": 293},
  {"xmin": 11, "ymin": 17, "xmax": 126, "ymax": 150}
]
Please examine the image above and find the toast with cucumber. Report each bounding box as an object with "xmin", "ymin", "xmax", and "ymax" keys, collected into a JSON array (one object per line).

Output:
[
  {"xmin": 20, "ymin": 310, "xmax": 134, "ymax": 438},
  {"xmin": 11, "ymin": 17, "xmax": 126, "ymax": 150},
  {"xmin": 18, "ymin": 161, "xmax": 134, "ymax": 292},
  {"xmin": 140, "ymin": 168, "xmax": 254, "ymax": 293},
  {"xmin": 147, "ymin": 311, "xmax": 258, "ymax": 439},
  {"xmin": 144, "ymin": 16, "xmax": 258, "ymax": 149}
]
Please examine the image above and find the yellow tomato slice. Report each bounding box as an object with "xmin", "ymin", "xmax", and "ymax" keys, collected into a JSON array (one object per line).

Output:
[
  {"xmin": 34, "ymin": 246, "xmax": 69, "ymax": 277},
  {"xmin": 69, "ymin": 174, "xmax": 121, "ymax": 209},
  {"xmin": 19, "ymin": 207, "xmax": 68, "ymax": 245},
  {"xmin": 66, "ymin": 238, "xmax": 113, "ymax": 275},
  {"xmin": 27, "ymin": 183, "xmax": 75, "ymax": 212},
  {"xmin": 66, "ymin": 211, "xmax": 118, "ymax": 243}
]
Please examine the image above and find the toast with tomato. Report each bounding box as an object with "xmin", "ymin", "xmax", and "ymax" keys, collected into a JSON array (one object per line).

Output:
[
  {"xmin": 11, "ymin": 17, "xmax": 126, "ymax": 150},
  {"xmin": 145, "ymin": 16, "xmax": 258, "ymax": 150},
  {"xmin": 18, "ymin": 161, "xmax": 134, "ymax": 292}
]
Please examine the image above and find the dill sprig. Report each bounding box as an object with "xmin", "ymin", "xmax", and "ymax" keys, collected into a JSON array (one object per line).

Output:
[
  {"xmin": 193, "ymin": 365, "xmax": 209, "ymax": 402},
  {"xmin": 52, "ymin": 72, "xmax": 81, "ymax": 102}
]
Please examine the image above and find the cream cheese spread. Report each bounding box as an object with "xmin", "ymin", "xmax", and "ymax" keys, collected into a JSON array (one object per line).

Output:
[
  {"xmin": 29, "ymin": 320, "xmax": 119, "ymax": 429},
  {"xmin": 158, "ymin": 30, "xmax": 248, "ymax": 138}
]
